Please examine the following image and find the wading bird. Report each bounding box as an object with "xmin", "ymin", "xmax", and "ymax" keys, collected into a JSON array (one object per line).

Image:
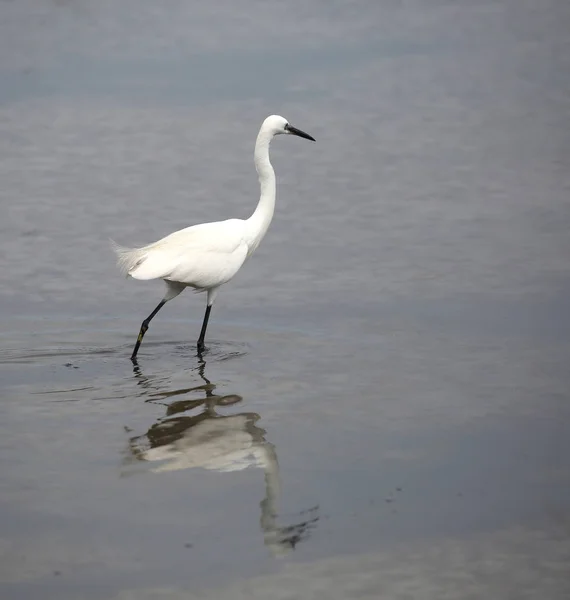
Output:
[{"xmin": 112, "ymin": 115, "xmax": 315, "ymax": 361}]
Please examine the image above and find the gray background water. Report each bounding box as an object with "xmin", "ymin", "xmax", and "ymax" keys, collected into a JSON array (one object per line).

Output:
[{"xmin": 1, "ymin": 1, "xmax": 570, "ymax": 598}]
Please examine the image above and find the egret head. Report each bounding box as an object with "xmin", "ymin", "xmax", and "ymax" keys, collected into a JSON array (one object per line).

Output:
[{"xmin": 262, "ymin": 115, "xmax": 315, "ymax": 141}]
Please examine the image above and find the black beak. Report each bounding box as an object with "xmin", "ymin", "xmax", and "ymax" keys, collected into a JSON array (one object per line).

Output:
[{"xmin": 285, "ymin": 123, "xmax": 316, "ymax": 142}]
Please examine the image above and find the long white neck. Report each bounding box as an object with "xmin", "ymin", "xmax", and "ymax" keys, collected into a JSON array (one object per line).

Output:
[{"xmin": 245, "ymin": 126, "xmax": 276, "ymax": 254}]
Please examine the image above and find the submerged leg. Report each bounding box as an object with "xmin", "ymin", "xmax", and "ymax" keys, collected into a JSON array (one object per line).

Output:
[
  {"xmin": 197, "ymin": 288, "xmax": 218, "ymax": 354},
  {"xmin": 197, "ymin": 305, "xmax": 212, "ymax": 353},
  {"xmin": 130, "ymin": 281, "xmax": 185, "ymax": 362},
  {"xmin": 131, "ymin": 300, "xmax": 166, "ymax": 361}
]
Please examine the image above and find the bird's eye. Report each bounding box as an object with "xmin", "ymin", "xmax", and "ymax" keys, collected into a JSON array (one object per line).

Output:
[{"xmin": 284, "ymin": 123, "xmax": 290, "ymax": 131}]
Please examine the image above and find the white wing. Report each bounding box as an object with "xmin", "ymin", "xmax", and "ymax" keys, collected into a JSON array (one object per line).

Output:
[{"xmin": 113, "ymin": 219, "xmax": 249, "ymax": 288}]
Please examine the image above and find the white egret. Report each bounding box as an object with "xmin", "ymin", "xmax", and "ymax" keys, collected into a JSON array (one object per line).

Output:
[{"xmin": 112, "ymin": 115, "xmax": 315, "ymax": 360}]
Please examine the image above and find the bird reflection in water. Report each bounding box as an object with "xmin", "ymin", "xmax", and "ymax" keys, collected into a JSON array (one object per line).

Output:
[{"xmin": 126, "ymin": 358, "xmax": 319, "ymax": 555}]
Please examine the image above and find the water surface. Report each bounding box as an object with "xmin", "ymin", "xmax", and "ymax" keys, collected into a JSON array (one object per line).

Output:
[{"xmin": 1, "ymin": 1, "xmax": 570, "ymax": 598}]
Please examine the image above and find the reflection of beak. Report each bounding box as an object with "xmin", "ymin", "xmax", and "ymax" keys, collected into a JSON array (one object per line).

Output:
[{"xmin": 285, "ymin": 123, "xmax": 316, "ymax": 142}]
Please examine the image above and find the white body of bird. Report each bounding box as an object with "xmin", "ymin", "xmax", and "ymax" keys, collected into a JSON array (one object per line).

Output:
[
  {"xmin": 112, "ymin": 114, "xmax": 315, "ymax": 359},
  {"xmin": 113, "ymin": 219, "xmax": 249, "ymax": 302}
]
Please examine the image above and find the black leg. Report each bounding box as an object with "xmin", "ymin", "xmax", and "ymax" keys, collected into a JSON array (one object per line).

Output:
[
  {"xmin": 131, "ymin": 300, "xmax": 167, "ymax": 361},
  {"xmin": 197, "ymin": 305, "xmax": 212, "ymax": 353}
]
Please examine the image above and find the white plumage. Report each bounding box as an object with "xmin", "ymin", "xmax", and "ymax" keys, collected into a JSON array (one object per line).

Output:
[
  {"xmin": 112, "ymin": 114, "xmax": 315, "ymax": 360},
  {"xmin": 112, "ymin": 220, "xmax": 248, "ymax": 288}
]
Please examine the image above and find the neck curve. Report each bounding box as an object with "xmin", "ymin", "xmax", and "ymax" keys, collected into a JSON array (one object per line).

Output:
[{"xmin": 245, "ymin": 126, "xmax": 276, "ymax": 254}]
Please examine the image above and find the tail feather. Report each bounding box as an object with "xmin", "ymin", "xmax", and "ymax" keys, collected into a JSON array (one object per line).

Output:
[{"xmin": 110, "ymin": 239, "xmax": 148, "ymax": 277}]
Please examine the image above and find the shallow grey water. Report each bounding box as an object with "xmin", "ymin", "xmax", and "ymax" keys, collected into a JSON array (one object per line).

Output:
[{"xmin": 2, "ymin": 1, "xmax": 570, "ymax": 598}]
